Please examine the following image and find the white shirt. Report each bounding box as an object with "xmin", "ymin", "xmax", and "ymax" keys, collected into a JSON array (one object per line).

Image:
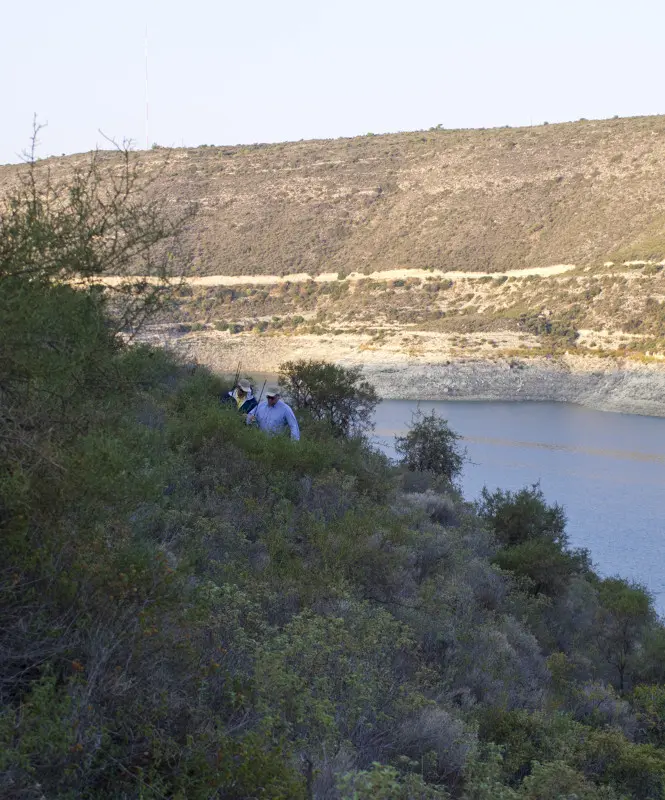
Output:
[{"xmin": 248, "ymin": 399, "xmax": 300, "ymax": 440}]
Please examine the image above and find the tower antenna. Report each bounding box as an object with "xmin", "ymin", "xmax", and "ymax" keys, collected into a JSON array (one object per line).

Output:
[{"xmin": 145, "ymin": 24, "xmax": 149, "ymax": 149}]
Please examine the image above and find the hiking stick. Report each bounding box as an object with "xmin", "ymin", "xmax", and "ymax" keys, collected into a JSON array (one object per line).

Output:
[{"xmin": 256, "ymin": 379, "xmax": 267, "ymax": 404}]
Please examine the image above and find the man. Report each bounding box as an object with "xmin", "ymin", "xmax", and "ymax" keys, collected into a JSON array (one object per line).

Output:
[
  {"xmin": 223, "ymin": 379, "xmax": 257, "ymax": 415},
  {"xmin": 247, "ymin": 390, "xmax": 300, "ymax": 441}
]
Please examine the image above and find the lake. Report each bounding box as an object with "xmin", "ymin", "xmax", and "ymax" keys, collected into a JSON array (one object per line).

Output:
[{"xmin": 373, "ymin": 400, "xmax": 665, "ymax": 613}]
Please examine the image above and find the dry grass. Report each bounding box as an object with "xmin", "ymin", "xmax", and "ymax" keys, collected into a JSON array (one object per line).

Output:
[{"xmin": 3, "ymin": 116, "xmax": 665, "ymax": 277}]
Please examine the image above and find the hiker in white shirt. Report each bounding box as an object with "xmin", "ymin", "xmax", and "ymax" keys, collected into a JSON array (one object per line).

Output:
[{"xmin": 247, "ymin": 389, "xmax": 300, "ymax": 441}]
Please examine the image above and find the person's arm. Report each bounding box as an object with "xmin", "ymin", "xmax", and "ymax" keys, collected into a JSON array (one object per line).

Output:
[
  {"xmin": 248, "ymin": 401, "xmax": 264, "ymax": 426},
  {"xmin": 284, "ymin": 405, "xmax": 300, "ymax": 441}
]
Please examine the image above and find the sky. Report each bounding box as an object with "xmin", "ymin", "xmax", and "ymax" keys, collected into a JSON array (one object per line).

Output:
[{"xmin": 2, "ymin": 0, "xmax": 664, "ymax": 164}]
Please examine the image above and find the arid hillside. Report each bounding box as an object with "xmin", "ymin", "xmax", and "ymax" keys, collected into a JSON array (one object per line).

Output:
[
  {"xmin": 5, "ymin": 116, "xmax": 665, "ymax": 413},
  {"xmin": 2, "ymin": 115, "xmax": 665, "ymax": 277}
]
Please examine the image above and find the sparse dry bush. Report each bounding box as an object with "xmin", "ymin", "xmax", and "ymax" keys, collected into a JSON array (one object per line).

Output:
[
  {"xmin": 394, "ymin": 706, "xmax": 477, "ymax": 784},
  {"xmin": 448, "ymin": 616, "xmax": 549, "ymax": 709},
  {"xmin": 403, "ymin": 488, "xmax": 461, "ymax": 527},
  {"xmin": 395, "ymin": 410, "xmax": 466, "ymax": 485},
  {"xmin": 1, "ymin": 133, "xmax": 196, "ymax": 334},
  {"xmin": 571, "ymin": 682, "xmax": 638, "ymax": 737}
]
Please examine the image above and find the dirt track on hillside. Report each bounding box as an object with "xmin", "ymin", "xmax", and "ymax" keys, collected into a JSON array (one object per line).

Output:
[{"xmin": 97, "ymin": 263, "xmax": 578, "ymax": 288}]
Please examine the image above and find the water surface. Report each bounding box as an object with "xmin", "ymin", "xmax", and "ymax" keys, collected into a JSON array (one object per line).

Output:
[{"xmin": 373, "ymin": 400, "xmax": 665, "ymax": 611}]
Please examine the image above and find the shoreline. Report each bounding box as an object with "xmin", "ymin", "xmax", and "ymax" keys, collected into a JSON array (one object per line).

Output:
[
  {"xmin": 362, "ymin": 362, "xmax": 665, "ymax": 418},
  {"xmin": 142, "ymin": 328, "xmax": 665, "ymax": 418}
]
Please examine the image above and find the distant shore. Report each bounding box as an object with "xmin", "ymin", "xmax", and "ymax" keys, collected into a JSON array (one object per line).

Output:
[
  {"xmin": 136, "ymin": 327, "xmax": 665, "ymax": 418},
  {"xmin": 361, "ymin": 359, "xmax": 665, "ymax": 418}
]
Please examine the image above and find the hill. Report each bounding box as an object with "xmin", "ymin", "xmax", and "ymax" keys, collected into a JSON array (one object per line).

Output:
[
  {"xmin": 4, "ymin": 117, "xmax": 665, "ymax": 415},
  {"xmin": 6, "ymin": 142, "xmax": 665, "ymax": 797},
  {"xmin": 2, "ymin": 115, "xmax": 665, "ymax": 277}
]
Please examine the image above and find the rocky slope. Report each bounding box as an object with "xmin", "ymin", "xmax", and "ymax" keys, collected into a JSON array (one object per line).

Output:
[{"xmin": 137, "ymin": 320, "xmax": 665, "ymax": 417}]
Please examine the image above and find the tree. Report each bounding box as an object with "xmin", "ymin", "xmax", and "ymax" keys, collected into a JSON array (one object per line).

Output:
[
  {"xmin": 394, "ymin": 409, "xmax": 465, "ymax": 484},
  {"xmin": 278, "ymin": 359, "xmax": 380, "ymax": 438},
  {"xmin": 0, "ymin": 124, "xmax": 196, "ymax": 334},
  {"xmin": 596, "ymin": 578, "xmax": 654, "ymax": 693},
  {"xmin": 477, "ymin": 484, "xmax": 589, "ymax": 597}
]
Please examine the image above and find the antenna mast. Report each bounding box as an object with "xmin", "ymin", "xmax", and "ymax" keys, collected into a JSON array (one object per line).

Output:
[{"xmin": 144, "ymin": 24, "xmax": 149, "ymax": 150}]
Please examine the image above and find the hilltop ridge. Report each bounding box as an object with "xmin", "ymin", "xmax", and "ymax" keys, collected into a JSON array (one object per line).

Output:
[{"xmin": 2, "ymin": 114, "xmax": 665, "ymax": 277}]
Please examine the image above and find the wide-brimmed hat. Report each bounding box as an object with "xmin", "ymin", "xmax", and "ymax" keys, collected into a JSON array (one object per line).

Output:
[{"xmin": 237, "ymin": 379, "xmax": 252, "ymax": 392}]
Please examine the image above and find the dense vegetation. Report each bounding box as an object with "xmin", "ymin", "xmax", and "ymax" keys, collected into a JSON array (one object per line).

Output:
[{"xmin": 4, "ymin": 155, "xmax": 665, "ymax": 799}]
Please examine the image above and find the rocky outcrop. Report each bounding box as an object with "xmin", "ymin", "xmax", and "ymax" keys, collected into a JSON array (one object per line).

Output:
[{"xmin": 363, "ymin": 359, "xmax": 665, "ymax": 417}]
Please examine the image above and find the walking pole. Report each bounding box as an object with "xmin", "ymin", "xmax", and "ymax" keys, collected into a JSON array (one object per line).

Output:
[{"xmin": 256, "ymin": 379, "xmax": 267, "ymax": 405}]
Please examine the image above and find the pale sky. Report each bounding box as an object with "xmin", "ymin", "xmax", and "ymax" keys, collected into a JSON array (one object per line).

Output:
[{"xmin": 2, "ymin": 0, "xmax": 664, "ymax": 164}]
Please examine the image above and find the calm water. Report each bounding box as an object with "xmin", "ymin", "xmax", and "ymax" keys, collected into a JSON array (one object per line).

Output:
[{"xmin": 373, "ymin": 401, "xmax": 665, "ymax": 613}]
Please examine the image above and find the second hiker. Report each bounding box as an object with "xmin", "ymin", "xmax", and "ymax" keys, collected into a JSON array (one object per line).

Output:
[{"xmin": 225, "ymin": 379, "xmax": 258, "ymax": 415}]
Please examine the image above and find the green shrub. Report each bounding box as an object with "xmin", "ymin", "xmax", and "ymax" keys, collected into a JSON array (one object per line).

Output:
[
  {"xmin": 476, "ymin": 709, "xmax": 583, "ymax": 785},
  {"xmin": 278, "ymin": 359, "xmax": 380, "ymax": 438},
  {"xmin": 519, "ymin": 760, "xmax": 621, "ymax": 800},
  {"xmin": 340, "ymin": 763, "xmax": 451, "ymax": 799},
  {"xmin": 518, "ymin": 312, "xmax": 579, "ymax": 347},
  {"xmin": 577, "ymin": 727, "xmax": 665, "ymax": 799},
  {"xmin": 493, "ymin": 537, "xmax": 590, "ymax": 597},
  {"xmin": 632, "ymin": 685, "xmax": 665, "ymax": 746},
  {"xmin": 477, "ymin": 484, "xmax": 568, "ymax": 548}
]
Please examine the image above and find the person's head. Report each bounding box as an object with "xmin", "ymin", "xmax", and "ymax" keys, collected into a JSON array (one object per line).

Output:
[
  {"xmin": 237, "ymin": 379, "xmax": 251, "ymax": 396},
  {"xmin": 266, "ymin": 390, "xmax": 280, "ymax": 407}
]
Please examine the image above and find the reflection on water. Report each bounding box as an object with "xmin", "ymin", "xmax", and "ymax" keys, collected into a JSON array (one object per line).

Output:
[
  {"xmin": 462, "ymin": 435, "xmax": 665, "ymax": 465},
  {"xmin": 373, "ymin": 400, "xmax": 665, "ymax": 612},
  {"xmin": 377, "ymin": 428, "xmax": 665, "ymax": 466}
]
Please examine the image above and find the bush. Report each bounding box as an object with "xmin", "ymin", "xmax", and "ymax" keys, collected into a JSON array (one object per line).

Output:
[
  {"xmin": 339, "ymin": 764, "xmax": 451, "ymax": 799},
  {"xmin": 520, "ymin": 760, "xmax": 621, "ymax": 800},
  {"xmin": 394, "ymin": 409, "xmax": 465, "ymax": 484},
  {"xmin": 493, "ymin": 537, "xmax": 589, "ymax": 597},
  {"xmin": 278, "ymin": 358, "xmax": 380, "ymax": 438},
  {"xmin": 478, "ymin": 484, "xmax": 588, "ymax": 597},
  {"xmin": 518, "ymin": 312, "xmax": 580, "ymax": 348},
  {"xmin": 477, "ymin": 483, "xmax": 568, "ymax": 548},
  {"xmin": 577, "ymin": 727, "xmax": 665, "ymax": 799},
  {"xmin": 632, "ymin": 685, "xmax": 665, "ymax": 746}
]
